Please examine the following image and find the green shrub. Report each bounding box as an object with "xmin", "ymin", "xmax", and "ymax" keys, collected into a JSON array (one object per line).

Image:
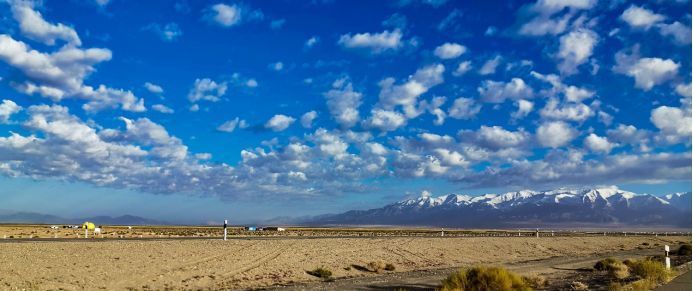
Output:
[
  {"xmin": 440, "ymin": 266, "xmax": 532, "ymax": 291},
  {"xmin": 677, "ymin": 244, "xmax": 691, "ymax": 256},
  {"xmin": 306, "ymin": 267, "xmax": 332, "ymax": 279},
  {"xmin": 629, "ymin": 259, "xmax": 670, "ymax": 283},
  {"xmin": 384, "ymin": 263, "xmax": 396, "ymax": 271}
]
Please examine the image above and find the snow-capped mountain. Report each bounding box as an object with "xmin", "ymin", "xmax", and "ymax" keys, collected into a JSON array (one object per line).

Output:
[{"xmin": 313, "ymin": 186, "xmax": 692, "ymax": 228}]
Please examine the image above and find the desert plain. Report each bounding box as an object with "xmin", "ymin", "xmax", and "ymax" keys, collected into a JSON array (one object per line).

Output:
[{"xmin": 0, "ymin": 225, "xmax": 689, "ymax": 290}]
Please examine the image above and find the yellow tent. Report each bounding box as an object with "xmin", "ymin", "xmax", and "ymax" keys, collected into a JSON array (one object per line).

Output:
[{"xmin": 82, "ymin": 222, "xmax": 95, "ymax": 230}]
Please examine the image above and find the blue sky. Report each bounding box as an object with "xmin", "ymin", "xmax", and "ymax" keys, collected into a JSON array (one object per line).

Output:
[{"xmin": 0, "ymin": 0, "xmax": 690, "ymax": 224}]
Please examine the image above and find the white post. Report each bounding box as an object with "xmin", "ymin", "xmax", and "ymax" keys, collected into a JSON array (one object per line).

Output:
[
  {"xmin": 224, "ymin": 219, "xmax": 228, "ymax": 241},
  {"xmin": 85, "ymin": 229, "xmax": 88, "ymax": 238}
]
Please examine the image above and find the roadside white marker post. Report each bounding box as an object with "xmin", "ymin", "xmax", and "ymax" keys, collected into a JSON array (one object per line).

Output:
[
  {"xmin": 223, "ymin": 219, "xmax": 228, "ymax": 241},
  {"xmin": 664, "ymin": 245, "xmax": 671, "ymax": 269},
  {"xmin": 536, "ymin": 229, "xmax": 539, "ymax": 238},
  {"xmin": 85, "ymin": 229, "xmax": 88, "ymax": 239}
]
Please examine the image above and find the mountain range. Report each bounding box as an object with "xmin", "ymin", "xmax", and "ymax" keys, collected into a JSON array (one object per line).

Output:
[
  {"xmin": 309, "ymin": 187, "xmax": 692, "ymax": 228},
  {"xmin": 0, "ymin": 210, "xmax": 167, "ymax": 225}
]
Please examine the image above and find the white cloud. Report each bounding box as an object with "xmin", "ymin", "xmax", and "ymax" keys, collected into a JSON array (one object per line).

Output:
[
  {"xmin": 324, "ymin": 78, "xmax": 362, "ymax": 128},
  {"xmin": 512, "ymin": 99, "xmax": 534, "ymax": 119},
  {"xmin": 536, "ymin": 121, "xmax": 577, "ymax": 148},
  {"xmin": 584, "ymin": 133, "xmax": 615, "ymax": 153},
  {"xmin": 478, "ymin": 78, "xmax": 534, "ymax": 103},
  {"xmin": 461, "ymin": 126, "xmax": 530, "ymax": 150},
  {"xmin": 151, "ymin": 104, "xmax": 174, "ymax": 114},
  {"xmin": 557, "ymin": 29, "xmax": 598, "ymax": 75},
  {"xmin": 305, "ymin": 36, "xmax": 319, "ymax": 48},
  {"xmin": 448, "ymin": 97, "xmax": 481, "ymax": 119},
  {"xmin": 651, "ymin": 106, "xmax": 691, "ymax": 143},
  {"xmin": 205, "ymin": 4, "xmax": 242, "ymax": 27},
  {"xmin": 265, "ymin": 114, "xmax": 295, "ymax": 132},
  {"xmin": 433, "ymin": 42, "xmax": 466, "ymax": 59},
  {"xmin": 378, "ymin": 64, "xmax": 445, "ymax": 117},
  {"xmin": 0, "ymin": 100, "xmax": 21, "ymax": 123},
  {"xmin": 187, "ymin": 78, "xmax": 227, "ymax": 102},
  {"xmin": 0, "ymin": 35, "xmax": 145, "ymax": 112},
  {"xmin": 517, "ymin": 0, "xmax": 596, "ymax": 36},
  {"xmin": 620, "ymin": 5, "xmax": 665, "ymax": 30},
  {"xmin": 144, "ymin": 82, "xmax": 164, "ymax": 94},
  {"xmin": 245, "ymin": 79, "xmax": 258, "ymax": 88},
  {"xmin": 143, "ymin": 23, "xmax": 182, "ymax": 42},
  {"xmin": 564, "ymin": 85, "xmax": 594, "ymax": 102},
  {"xmin": 539, "ymin": 98, "xmax": 594, "ymax": 122},
  {"xmin": 658, "ymin": 21, "xmax": 692, "ymax": 45},
  {"xmin": 452, "ymin": 61, "xmax": 472, "ymax": 76},
  {"xmin": 300, "ymin": 111, "xmax": 318, "ymax": 128},
  {"xmin": 613, "ymin": 49, "xmax": 680, "ymax": 91},
  {"xmin": 10, "ymin": 1, "xmax": 81, "ymax": 46},
  {"xmin": 217, "ymin": 117, "xmax": 243, "ymax": 133},
  {"xmin": 478, "ymin": 56, "xmax": 501, "ymax": 75},
  {"xmin": 94, "ymin": 0, "xmax": 110, "ymax": 6},
  {"xmin": 364, "ymin": 109, "xmax": 407, "ymax": 132},
  {"xmin": 338, "ymin": 29, "xmax": 403, "ymax": 54},
  {"xmin": 270, "ymin": 62, "xmax": 284, "ymax": 71}
]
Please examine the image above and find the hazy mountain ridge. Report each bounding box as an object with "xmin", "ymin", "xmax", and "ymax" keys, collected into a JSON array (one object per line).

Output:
[
  {"xmin": 311, "ymin": 187, "xmax": 692, "ymax": 228},
  {"xmin": 0, "ymin": 210, "xmax": 167, "ymax": 225}
]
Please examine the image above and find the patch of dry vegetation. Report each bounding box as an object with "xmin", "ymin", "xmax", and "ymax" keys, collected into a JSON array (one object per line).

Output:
[{"xmin": 440, "ymin": 266, "xmax": 532, "ymax": 291}]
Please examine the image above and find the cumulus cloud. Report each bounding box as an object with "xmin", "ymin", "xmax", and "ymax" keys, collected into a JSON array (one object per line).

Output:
[
  {"xmin": 583, "ymin": 133, "xmax": 616, "ymax": 153},
  {"xmin": 378, "ymin": 64, "xmax": 445, "ymax": 118},
  {"xmin": 217, "ymin": 117, "xmax": 248, "ymax": 133},
  {"xmin": 460, "ymin": 126, "xmax": 530, "ymax": 150},
  {"xmin": 448, "ymin": 97, "xmax": 481, "ymax": 119},
  {"xmin": 0, "ymin": 35, "xmax": 145, "ymax": 112},
  {"xmin": 265, "ymin": 114, "xmax": 295, "ymax": 132},
  {"xmin": 512, "ymin": 99, "xmax": 534, "ymax": 119},
  {"xmin": 270, "ymin": 62, "xmax": 284, "ymax": 71},
  {"xmin": 363, "ymin": 109, "xmax": 407, "ymax": 132},
  {"xmin": 151, "ymin": 104, "xmax": 174, "ymax": 114},
  {"xmin": 516, "ymin": 0, "xmax": 596, "ymax": 36},
  {"xmin": 620, "ymin": 5, "xmax": 665, "ymax": 30},
  {"xmin": 323, "ymin": 78, "xmax": 362, "ymax": 128},
  {"xmin": 651, "ymin": 106, "xmax": 691, "ymax": 144},
  {"xmin": 0, "ymin": 100, "xmax": 21, "ymax": 123},
  {"xmin": 10, "ymin": 1, "xmax": 81, "ymax": 46},
  {"xmin": 658, "ymin": 21, "xmax": 692, "ymax": 45},
  {"xmin": 613, "ymin": 48, "xmax": 679, "ymax": 91},
  {"xmin": 143, "ymin": 22, "xmax": 183, "ymax": 41},
  {"xmin": 300, "ymin": 111, "xmax": 318, "ymax": 128},
  {"xmin": 338, "ymin": 29, "xmax": 403, "ymax": 54},
  {"xmin": 433, "ymin": 42, "xmax": 466, "ymax": 59},
  {"xmin": 536, "ymin": 121, "xmax": 577, "ymax": 148},
  {"xmin": 478, "ymin": 56, "xmax": 501, "ymax": 75},
  {"xmin": 305, "ymin": 36, "xmax": 319, "ymax": 48},
  {"xmin": 478, "ymin": 78, "xmax": 534, "ymax": 103},
  {"xmin": 204, "ymin": 3, "xmax": 262, "ymax": 27},
  {"xmin": 452, "ymin": 61, "xmax": 472, "ymax": 76},
  {"xmin": 144, "ymin": 82, "xmax": 164, "ymax": 94},
  {"xmin": 557, "ymin": 29, "xmax": 598, "ymax": 75},
  {"xmin": 539, "ymin": 98, "xmax": 593, "ymax": 122},
  {"xmin": 187, "ymin": 78, "xmax": 227, "ymax": 103}
]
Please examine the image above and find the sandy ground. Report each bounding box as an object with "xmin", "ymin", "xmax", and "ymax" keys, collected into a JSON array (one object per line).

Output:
[{"xmin": 0, "ymin": 235, "xmax": 688, "ymax": 290}]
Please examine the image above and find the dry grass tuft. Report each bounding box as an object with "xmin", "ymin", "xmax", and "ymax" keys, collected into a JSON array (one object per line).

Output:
[
  {"xmin": 368, "ymin": 261, "xmax": 385, "ymax": 273},
  {"xmin": 440, "ymin": 266, "xmax": 532, "ymax": 291},
  {"xmin": 306, "ymin": 267, "xmax": 332, "ymax": 279}
]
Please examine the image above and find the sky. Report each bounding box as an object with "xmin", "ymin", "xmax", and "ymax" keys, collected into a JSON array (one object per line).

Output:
[{"xmin": 0, "ymin": 0, "xmax": 690, "ymax": 224}]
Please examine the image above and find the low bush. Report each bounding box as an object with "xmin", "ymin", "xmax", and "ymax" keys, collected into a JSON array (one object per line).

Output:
[
  {"xmin": 440, "ymin": 266, "xmax": 532, "ymax": 291},
  {"xmin": 306, "ymin": 267, "xmax": 332, "ymax": 279},
  {"xmin": 522, "ymin": 274, "xmax": 547, "ymax": 288},
  {"xmin": 384, "ymin": 263, "xmax": 396, "ymax": 271},
  {"xmin": 607, "ymin": 261, "xmax": 630, "ymax": 280},
  {"xmin": 629, "ymin": 259, "xmax": 670, "ymax": 283},
  {"xmin": 594, "ymin": 257, "xmax": 619, "ymax": 271},
  {"xmin": 570, "ymin": 281, "xmax": 588, "ymax": 290},
  {"xmin": 677, "ymin": 244, "xmax": 691, "ymax": 256},
  {"xmin": 368, "ymin": 261, "xmax": 385, "ymax": 273}
]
